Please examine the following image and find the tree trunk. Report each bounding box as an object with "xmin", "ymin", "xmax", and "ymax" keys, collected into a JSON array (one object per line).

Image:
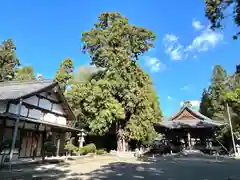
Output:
[
  {"xmin": 117, "ymin": 129, "xmax": 123, "ymax": 151},
  {"xmin": 116, "ymin": 122, "xmax": 124, "ymax": 152}
]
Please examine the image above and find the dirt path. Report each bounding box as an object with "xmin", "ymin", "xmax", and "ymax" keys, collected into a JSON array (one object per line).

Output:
[{"xmin": 2, "ymin": 155, "xmax": 240, "ymax": 180}]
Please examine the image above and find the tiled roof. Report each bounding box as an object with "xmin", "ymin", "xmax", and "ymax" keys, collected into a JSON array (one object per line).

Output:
[
  {"xmin": 156, "ymin": 119, "xmax": 224, "ymax": 129},
  {"xmin": 0, "ymin": 79, "xmax": 56, "ymax": 100},
  {"xmin": 156, "ymin": 105, "xmax": 225, "ymax": 129},
  {"xmin": 190, "ymin": 108, "xmax": 212, "ymax": 120},
  {"xmin": 170, "ymin": 106, "xmax": 212, "ymax": 121}
]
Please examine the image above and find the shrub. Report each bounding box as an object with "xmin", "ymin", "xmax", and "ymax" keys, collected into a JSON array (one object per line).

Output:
[
  {"xmin": 79, "ymin": 143, "xmax": 96, "ymax": 155},
  {"xmin": 96, "ymin": 149, "xmax": 105, "ymax": 155},
  {"xmin": 84, "ymin": 143, "xmax": 96, "ymax": 153},
  {"xmin": 78, "ymin": 146, "xmax": 87, "ymax": 155},
  {"xmin": 43, "ymin": 141, "xmax": 57, "ymax": 156},
  {"xmin": 64, "ymin": 142, "xmax": 78, "ymax": 153}
]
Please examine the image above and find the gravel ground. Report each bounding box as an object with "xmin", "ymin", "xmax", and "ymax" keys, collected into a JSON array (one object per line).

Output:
[{"xmin": 1, "ymin": 155, "xmax": 240, "ymax": 180}]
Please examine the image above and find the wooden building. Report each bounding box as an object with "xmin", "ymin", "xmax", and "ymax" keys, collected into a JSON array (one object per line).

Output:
[
  {"xmin": 154, "ymin": 101, "xmax": 225, "ymax": 152},
  {"xmin": 0, "ymin": 80, "xmax": 80, "ymax": 163}
]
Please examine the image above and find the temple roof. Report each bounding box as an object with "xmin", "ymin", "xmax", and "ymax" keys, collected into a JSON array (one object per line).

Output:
[
  {"xmin": 155, "ymin": 103, "xmax": 225, "ymax": 129},
  {"xmin": 0, "ymin": 79, "xmax": 56, "ymax": 100},
  {"xmin": 170, "ymin": 105, "xmax": 211, "ymax": 121},
  {"xmin": 0, "ymin": 79, "xmax": 75, "ymax": 121}
]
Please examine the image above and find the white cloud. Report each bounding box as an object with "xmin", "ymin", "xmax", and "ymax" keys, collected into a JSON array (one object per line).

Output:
[
  {"xmin": 163, "ymin": 34, "xmax": 185, "ymax": 60},
  {"xmin": 192, "ymin": 20, "xmax": 204, "ymax": 30},
  {"xmin": 180, "ymin": 85, "xmax": 190, "ymax": 91},
  {"xmin": 180, "ymin": 100, "xmax": 200, "ymax": 108},
  {"xmin": 185, "ymin": 27, "xmax": 224, "ymax": 53},
  {"xmin": 164, "ymin": 34, "xmax": 178, "ymax": 42},
  {"xmin": 163, "ymin": 20, "xmax": 223, "ymax": 60},
  {"xmin": 167, "ymin": 96, "xmax": 173, "ymax": 100},
  {"xmin": 144, "ymin": 56, "xmax": 166, "ymax": 72}
]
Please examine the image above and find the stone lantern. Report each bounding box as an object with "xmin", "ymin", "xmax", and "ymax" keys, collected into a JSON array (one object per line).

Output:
[{"xmin": 77, "ymin": 129, "xmax": 86, "ymax": 148}]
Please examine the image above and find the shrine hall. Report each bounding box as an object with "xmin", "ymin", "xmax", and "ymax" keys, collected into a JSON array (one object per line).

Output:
[{"xmin": 154, "ymin": 101, "xmax": 225, "ymax": 152}]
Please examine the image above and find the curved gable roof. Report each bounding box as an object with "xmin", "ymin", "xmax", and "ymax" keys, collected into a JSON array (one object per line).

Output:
[{"xmin": 170, "ymin": 106, "xmax": 211, "ymax": 121}]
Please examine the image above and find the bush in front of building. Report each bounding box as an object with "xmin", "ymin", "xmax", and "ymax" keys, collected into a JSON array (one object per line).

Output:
[
  {"xmin": 43, "ymin": 141, "xmax": 57, "ymax": 156},
  {"xmin": 64, "ymin": 142, "xmax": 78, "ymax": 155},
  {"xmin": 95, "ymin": 149, "xmax": 105, "ymax": 155},
  {"xmin": 64, "ymin": 142, "xmax": 100, "ymax": 156},
  {"xmin": 79, "ymin": 143, "xmax": 96, "ymax": 155}
]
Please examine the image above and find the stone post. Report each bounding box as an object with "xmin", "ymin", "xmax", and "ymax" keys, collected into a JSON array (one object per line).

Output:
[
  {"xmin": 236, "ymin": 144, "xmax": 240, "ymax": 156},
  {"xmin": 78, "ymin": 129, "xmax": 86, "ymax": 148}
]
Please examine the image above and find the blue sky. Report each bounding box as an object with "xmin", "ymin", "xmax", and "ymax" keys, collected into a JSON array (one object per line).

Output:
[{"xmin": 1, "ymin": 0, "xmax": 240, "ymax": 117}]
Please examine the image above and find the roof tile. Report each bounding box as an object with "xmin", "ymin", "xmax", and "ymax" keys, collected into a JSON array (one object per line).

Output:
[{"xmin": 0, "ymin": 79, "xmax": 56, "ymax": 100}]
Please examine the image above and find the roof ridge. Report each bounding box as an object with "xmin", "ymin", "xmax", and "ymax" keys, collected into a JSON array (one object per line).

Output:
[
  {"xmin": 189, "ymin": 107, "xmax": 211, "ymax": 120},
  {"xmin": 168, "ymin": 106, "xmax": 212, "ymax": 121},
  {"xmin": 0, "ymin": 79, "xmax": 55, "ymax": 87}
]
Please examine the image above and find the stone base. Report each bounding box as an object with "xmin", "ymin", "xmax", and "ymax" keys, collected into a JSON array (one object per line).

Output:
[{"xmin": 233, "ymin": 155, "xmax": 240, "ymax": 159}]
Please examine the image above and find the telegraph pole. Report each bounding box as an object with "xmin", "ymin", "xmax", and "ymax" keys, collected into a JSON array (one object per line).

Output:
[{"xmin": 226, "ymin": 103, "xmax": 237, "ymax": 156}]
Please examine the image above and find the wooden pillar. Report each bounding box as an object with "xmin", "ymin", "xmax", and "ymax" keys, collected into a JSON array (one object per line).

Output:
[
  {"xmin": 41, "ymin": 130, "xmax": 47, "ymax": 161},
  {"xmin": 0, "ymin": 119, "xmax": 6, "ymax": 143},
  {"xmin": 187, "ymin": 132, "xmax": 191, "ymax": 149},
  {"xmin": 56, "ymin": 135, "xmax": 60, "ymax": 157}
]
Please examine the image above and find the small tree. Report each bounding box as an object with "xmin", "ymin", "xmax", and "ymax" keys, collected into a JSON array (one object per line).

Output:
[
  {"xmin": 56, "ymin": 58, "xmax": 74, "ymax": 91},
  {"xmin": 0, "ymin": 39, "xmax": 20, "ymax": 81},
  {"xmin": 14, "ymin": 66, "xmax": 35, "ymax": 81}
]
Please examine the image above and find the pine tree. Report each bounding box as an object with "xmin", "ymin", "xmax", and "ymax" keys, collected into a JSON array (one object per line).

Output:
[
  {"xmin": 55, "ymin": 58, "xmax": 74, "ymax": 91},
  {"xmin": 67, "ymin": 12, "xmax": 162, "ymax": 151},
  {"xmin": 209, "ymin": 65, "xmax": 228, "ymax": 120},
  {"xmin": 14, "ymin": 66, "xmax": 35, "ymax": 81},
  {"xmin": 199, "ymin": 88, "xmax": 213, "ymax": 118},
  {"xmin": 199, "ymin": 65, "xmax": 228, "ymax": 120},
  {"xmin": 0, "ymin": 39, "xmax": 20, "ymax": 81}
]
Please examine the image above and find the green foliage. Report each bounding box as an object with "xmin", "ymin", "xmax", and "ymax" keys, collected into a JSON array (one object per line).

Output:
[
  {"xmin": 55, "ymin": 58, "xmax": 74, "ymax": 91},
  {"xmin": 43, "ymin": 141, "xmax": 57, "ymax": 156},
  {"xmin": 64, "ymin": 142, "xmax": 98, "ymax": 156},
  {"xmin": 199, "ymin": 65, "xmax": 228, "ymax": 120},
  {"xmin": 205, "ymin": 0, "xmax": 240, "ymax": 39},
  {"xmin": 64, "ymin": 142, "xmax": 78, "ymax": 153},
  {"xmin": 67, "ymin": 79, "xmax": 125, "ymax": 132},
  {"xmin": 0, "ymin": 139, "xmax": 12, "ymax": 153},
  {"xmin": 71, "ymin": 66, "xmax": 98, "ymax": 85},
  {"xmin": 82, "ymin": 12, "xmax": 156, "ymax": 65},
  {"xmin": 225, "ymin": 88, "xmax": 240, "ymax": 125},
  {"xmin": 79, "ymin": 143, "xmax": 96, "ymax": 155},
  {"xmin": 0, "ymin": 39, "xmax": 20, "ymax": 81},
  {"xmin": 200, "ymin": 65, "xmax": 240, "ymax": 149},
  {"xmin": 66, "ymin": 12, "xmax": 162, "ymax": 149},
  {"xmin": 96, "ymin": 149, "xmax": 105, "ymax": 155},
  {"xmin": 199, "ymin": 88, "xmax": 213, "ymax": 118},
  {"xmin": 14, "ymin": 66, "xmax": 35, "ymax": 81}
]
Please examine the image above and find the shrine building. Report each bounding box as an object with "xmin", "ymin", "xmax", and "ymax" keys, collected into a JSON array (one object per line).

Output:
[{"xmin": 154, "ymin": 101, "xmax": 225, "ymax": 151}]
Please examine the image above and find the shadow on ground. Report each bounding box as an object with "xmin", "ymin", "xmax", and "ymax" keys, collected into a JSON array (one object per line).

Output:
[
  {"xmin": 2, "ymin": 157, "xmax": 240, "ymax": 179},
  {"xmin": 0, "ymin": 159, "xmax": 81, "ymax": 180},
  {"xmin": 81, "ymin": 157, "xmax": 240, "ymax": 180}
]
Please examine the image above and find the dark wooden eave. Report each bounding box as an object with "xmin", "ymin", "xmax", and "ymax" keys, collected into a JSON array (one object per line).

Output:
[{"xmin": 0, "ymin": 113, "xmax": 80, "ymax": 132}]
